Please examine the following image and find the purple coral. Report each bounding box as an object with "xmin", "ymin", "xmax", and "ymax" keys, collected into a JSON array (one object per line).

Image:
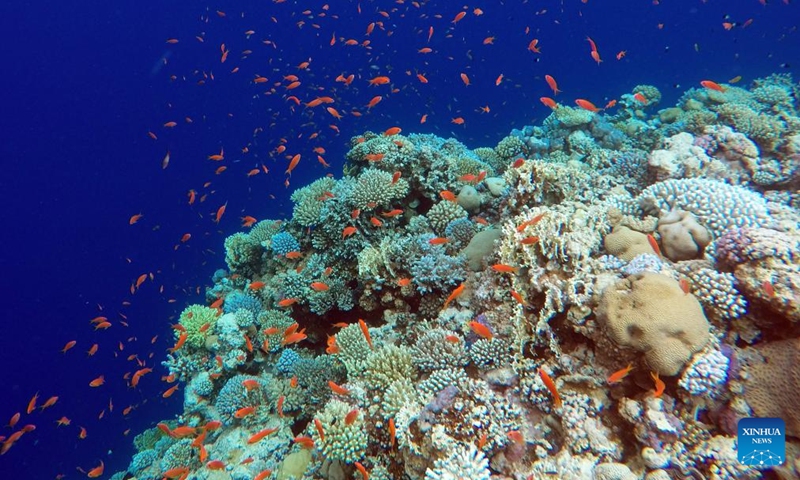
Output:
[{"xmin": 715, "ymin": 227, "xmax": 797, "ymax": 269}]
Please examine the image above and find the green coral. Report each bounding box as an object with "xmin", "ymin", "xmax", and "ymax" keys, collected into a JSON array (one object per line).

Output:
[
  {"xmin": 349, "ymin": 168, "xmax": 410, "ymax": 210},
  {"xmin": 364, "ymin": 344, "xmax": 416, "ymax": 390},
  {"xmin": 248, "ymin": 219, "xmax": 283, "ymax": 247},
  {"xmin": 224, "ymin": 232, "xmax": 262, "ymax": 276},
  {"xmin": 633, "ymin": 84, "xmax": 662, "ymax": 106},
  {"xmin": 178, "ymin": 304, "xmax": 219, "ymax": 349},
  {"xmin": 473, "ymin": 147, "xmax": 503, "ymax": 172},
  {"xmin": 334, "ymin": 323, "xmax": 373, "ymax": 378},
  {"xmin": 552, "ymin": 105, "xmax": 594, "ymax": 127},
  {"xmin": 291, "ymin": 177, "xmax": 338, "ymax": 227},
  {"xmin": 427, "ymin": 201, "xmax": 468, "ymax": 236},
  {"xmin": 313, "ymin": 399, "xmax": 368, "ymax": 464},
  {"xmin": 495, "ymin": 135, "xmax": 526, "ymax": 161},
  {"xmin": 714, "ymin": 102, "xmax": 784, "ymax": 150}
]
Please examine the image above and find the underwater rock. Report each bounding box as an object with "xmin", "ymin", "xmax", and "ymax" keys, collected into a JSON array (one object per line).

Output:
[
  {"xmin": 457, "ymin": 185, "xmax": 481, "ymax": 212},
  {"xmin": 598, "ymin": 272, "xmax": 710, "ymax": 376},
  {"xmin": 604, "ymin": 225, "xmax": 656, "ymax": 261},
  {"xmin": 484, "ymin": 177, "xmax": 506, "ymax": 197},
  {"xmin": 277, "ymin": 449, "xmax": 312, "ymax": 480},
  {"xmin": 463, "ymin": 229, "xmax": 502, "ymax": 271},
  {"xmin": 656, "ymin": 209, "xmax": 712, "ymax": 261}
]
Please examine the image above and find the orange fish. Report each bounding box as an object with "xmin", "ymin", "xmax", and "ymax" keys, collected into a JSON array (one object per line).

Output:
[
  {"xmin": 460, "ymin": 73, "xmax": 470, "ymax": 86},
  {"xmin": 313, "ymin": 418, "xmax": 326, "ymax": 441},
  {"xmin": 544, "ymin": 75, "xmax": 561, "ymax": 95},
  {"xmin": 651, "ymin": 371, "xmax": 665, "ymax": 398},
  {"xmin": 310, "ymin": 282, "xmax": 329, "ymax": 291},
  {"xmin": 440, "ymin": 190, "xmax": 457, "ymax": 202},
  {"xmin": 452, "ymin": 11, "xmax": 466, "ymax": 23},
  {"xmin": 540, "ymin": 97, "xmax": 557, "ymax": 109},
  {"xmin": 277, "ymin": 298, "xmax": 299, "ymax": 308},
  {"xmin": 646, "ymin": 234, "xmax": 661, "ymax": 256},
  {"xmin": 214, "ymin": 202, "xmax": 227, "ymax": 223},
  {"xmin": 517, "ymin": 213, "xmax": 546, "ymax": 232},
  {"xmin": 345, "ymin": 408, "xmax": 359, "ymax": 425},
  {"xmin": 528, "ymin": 38, "xmax": 541, "ymax": 53},
  {"xmin": 700, "ymin": 80, "xmax": 725, "ymax": 92},
  {"xmin": 368, "ymin": 76, "xmax": 391, "ymax": 86},
  {"xmin": 342, "ymin": 226, "xmax": 358, "ymax": 238},
  {"xmin": 285, "ymin": 154, "xmax": 301, "ymax": 175},
  {"xmin": 428, "ymin": 237, "xmax": 449, "ymax": 245},
  {"xmin": 247, "ymin": 427, "xmax": 278, "ymax": 444},
  {"xmin": 328, "ymin": 380, "xmax": 350, "ymax": 395},
  {"xmin": 388, "ymin": 417, "xmax": 396, "ymax": 448},
  {"xmin": 538, "ymin": 368, "xmax": 562, "ymax": 408},
  {"xmin": 491, "ymin": 264, "xmax": 518, "ymax": 274},
  {"xmin": 575, "ymin": 99, "xmax": 601, "ymax": 112},
  {"xmin": 384, "ymin": 126, "xmax": 402, "ymax": 136},
  {"xmin": 87, "ymin": 461, "xmax": 104, "ymax": 478},
  {"xmin": 358, "ymin": 319, "xmax": 373, "ymax": 348},
  {"xmin": 633, "ymin": 92, "xmax": 648, "ymax": 105},
  {"xmin": 443, "ymin": 283, "xmax": 465, "ymax": 309},
  {"xmin": 89, "ymin": 375, "xmax": 105, "ymax": 387},
  {"xmin": 354, "ymin": 462, "xmax": 369, "ymax": 480},
  {"xmin": 282, "ymin": 331, "xmax": 307, "ymax": 346},
  {"xmin": 293, "ymin": 435, "xmax": 315, "ymax": 449},
  {"xmin": 234, "ymin": 406, "xmax": 256, "ymax": 418},
  {"xmin": 679, "ymin": 278, "xmax": 691, "ymax": 294},
  {"xmin": 607, "ymin": 364, "xmax": 633, "ymax": 384},
  {"xmin": 254, "ymin": 470, "xmax": 273, "ymax": 480},
  {"xmin": 61, "ymin": 340, "xmax": 77, "ymax": 353},
  {"xmin": 129, "ymin": 213, "xmax": 143, "ymax": 225},
  {"xmin": 469, "ymin": 321, "xmax": 493, "ymax": 340}
]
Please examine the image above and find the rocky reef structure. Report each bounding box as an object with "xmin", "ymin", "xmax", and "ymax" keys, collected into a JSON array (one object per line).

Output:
[{"xmin": 114, "ymin": 75, "xmax": 800, "ymax": 480}]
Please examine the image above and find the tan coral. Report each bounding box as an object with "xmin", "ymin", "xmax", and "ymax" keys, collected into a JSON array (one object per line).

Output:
[
  {"xmin": 597, "ymin": 273, "xmax": 710, "ymax": 376},
  {"xmin": 604, "ymin": 225, "xmax": 657, "ymax": 261},
  {"xmin": 743, "ymin": 337, "xmax": 800, "ymax": 437}
]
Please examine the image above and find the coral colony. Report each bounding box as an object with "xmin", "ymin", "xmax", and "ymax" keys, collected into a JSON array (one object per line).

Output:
[{"xmin": 117, "ymin": 77, "xmax": 800, "ymax": 479}]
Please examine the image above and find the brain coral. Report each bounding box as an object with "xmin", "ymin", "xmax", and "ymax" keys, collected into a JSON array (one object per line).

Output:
[
  {"xmin": 598, "ymin": 272, "xmax": 711, "ymax": 376},
  {"xmin": 744, "ymin": 338, "xmax": 800, "ymax": 437}
]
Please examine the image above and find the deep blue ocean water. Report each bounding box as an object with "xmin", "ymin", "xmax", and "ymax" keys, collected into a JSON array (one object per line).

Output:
[{"xmin": 0, "ymin": 0, "xmax": 797, "ymax": 478}]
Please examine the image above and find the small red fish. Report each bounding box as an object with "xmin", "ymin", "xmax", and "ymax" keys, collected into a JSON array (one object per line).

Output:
[
  {"xmin": 651, "ymin": 371, "xmax": 665, "ymax": 398},
  {"xmin": 468, "ymin": 321, "xmax": 493, "ymax": 340},
  {"xmin": 538, "ymin": 368, "xmax": 562, "ymax": 408},
  {"xmin": 607, "ymin": 363, "xmax": 633, "ymax": 384}
]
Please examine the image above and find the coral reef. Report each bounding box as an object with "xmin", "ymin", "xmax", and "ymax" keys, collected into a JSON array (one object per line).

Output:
[{"xmin": 115, "ymin": 75, "xmax": 800, "ymax": 480}]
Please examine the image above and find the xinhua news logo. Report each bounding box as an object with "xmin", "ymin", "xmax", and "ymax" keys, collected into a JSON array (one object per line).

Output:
[{"xmin": 737, "ymin": 417, "xmax": 785, "ymax": 467}]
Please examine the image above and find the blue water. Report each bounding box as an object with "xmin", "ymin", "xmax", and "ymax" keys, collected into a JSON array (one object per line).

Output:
[{"xmin": 1, "ymin": 0, "xmax": 797, "ymax": 477}]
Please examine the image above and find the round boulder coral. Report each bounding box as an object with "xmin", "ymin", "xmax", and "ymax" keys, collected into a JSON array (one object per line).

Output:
[
  {"xmin": 598, "ymin": 273, "xmax": 711, "ymax": 376},
  {"xmin": 604, "ymin": 226, "xmax": 657, "ymax": 261},
  {"xmin": 656, "ymin": 210, "xmax": 712, "ymax": 261}
]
